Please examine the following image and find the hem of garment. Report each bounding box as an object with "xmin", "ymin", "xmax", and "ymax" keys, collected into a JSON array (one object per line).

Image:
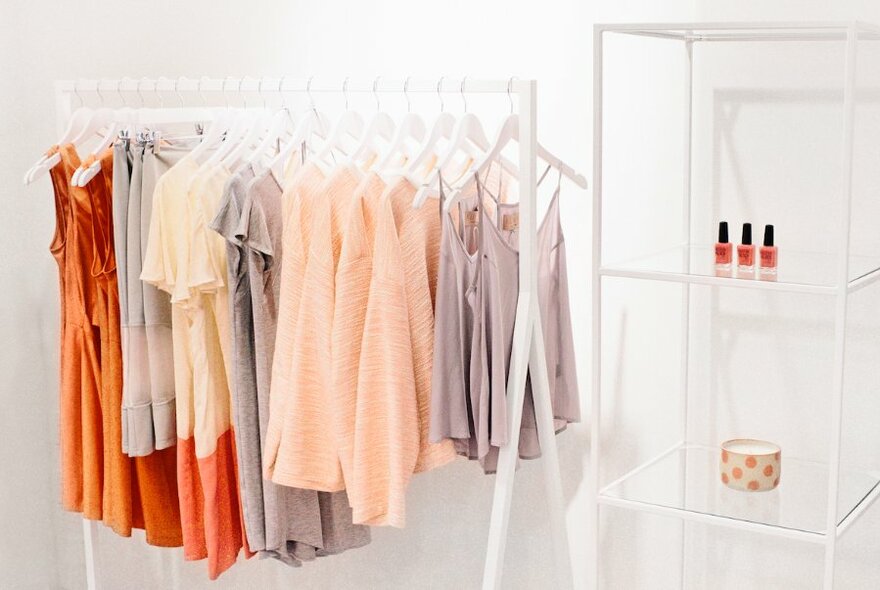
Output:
[
  {"xmin": 269, "ymin": 472, "xmax": 346, "ymax": 493},
  {"xmin": 351, "ymin": 503, "xmax": 405, "ymax": 529},
  {"xmin": 314, "ymin": 533, "xmax": 373, "ymax": 556},
  {"xmin": 413, "ymin": 445, "xmax": 457, "ymax": 473},
  {"xmin": 122, "ymin": 396, "xmax": 177, "ymax": 457}
]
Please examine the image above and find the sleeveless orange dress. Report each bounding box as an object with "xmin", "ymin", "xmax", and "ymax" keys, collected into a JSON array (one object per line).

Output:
[{"xmin": 51, "ymin": 144, "xmax": 182, "ymax": 546}]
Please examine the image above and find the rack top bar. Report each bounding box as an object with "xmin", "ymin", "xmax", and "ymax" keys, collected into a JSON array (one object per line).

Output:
[
  {"xmin": 55, "ymin": 77, "xmax": 533, "ymax": 97},
  {"xmin": 596, "ymin": 21, "xmax": 880, "ymax": 42}
]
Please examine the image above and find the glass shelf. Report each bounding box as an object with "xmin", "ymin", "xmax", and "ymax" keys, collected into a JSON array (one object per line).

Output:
[
  {"xmin": 599, "ymin": 445, "xmax": 880, "ymax": 540},
  {"xmin": 600, "ymin": 245, "xmax": 880, "ymax": 294}
]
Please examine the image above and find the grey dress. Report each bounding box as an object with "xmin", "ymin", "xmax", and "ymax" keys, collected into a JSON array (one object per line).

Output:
[
  {"xmin": 210, "ymin": 167, "xmax": 370, "ymax": 564},
  {"xmin": 430, "ymin": 169, "xmax": 580, "ymax": 473}
]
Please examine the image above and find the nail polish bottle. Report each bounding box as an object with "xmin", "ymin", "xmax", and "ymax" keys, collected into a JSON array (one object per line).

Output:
[
  {"xmin": 737, "ymin": 223, "xmax": 755, "ymax": 272},
  {"xmin": 714, "ymin": 221, "xmax": 732, "ymax": 271},
  {"xmin": 760, "ymin": 224, "xmax": 777, "ymax": 275}
]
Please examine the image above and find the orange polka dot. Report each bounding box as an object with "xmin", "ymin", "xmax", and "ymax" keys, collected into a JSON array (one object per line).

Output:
[
  {"xmin": 775, "ymin": 452, "xmax": 781, "ymax": 461},
  {"xmin": 732, "ymin": 467, "xmax": 743, "ymax": 479},
  {"xmin": 721, "ymin": 473, "xmax": 729, "ymax": 484},
  {"xmin": 745, "ymin": 456, "xmax": 757, "ymax": 468},
  {"xmin": 773, "ymin": 478, "xmax": 779, "ymax": 488},
  {"xmin": 763, "ymin": 465, "xmax": 774, "ymax": 477},
  {"xmin": 722, "ymin": 450, "xmax": 729, "ymax": 463},
  {"xmin": 748, "ymin": 480, "xmax": 759, "ymax": 491}
]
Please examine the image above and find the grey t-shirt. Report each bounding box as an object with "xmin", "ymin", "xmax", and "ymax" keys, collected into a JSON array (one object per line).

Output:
[{"xmin": 211, "ymin": 166, "xmax": 369, "ymax": 563}]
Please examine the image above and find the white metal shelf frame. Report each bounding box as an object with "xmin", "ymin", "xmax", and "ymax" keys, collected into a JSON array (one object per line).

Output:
[
  {"xmin": 54, "ymin": 77, "xmax": 574, "ymax": 590},
  {"xmin": 591, "ymin": 22, "xmax": 879, "ymax": 590}
]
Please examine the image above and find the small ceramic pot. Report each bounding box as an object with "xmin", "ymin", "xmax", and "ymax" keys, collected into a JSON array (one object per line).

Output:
[{"xmin": 720, "ymin": 439, "xmax": 781, "ymax": 492}]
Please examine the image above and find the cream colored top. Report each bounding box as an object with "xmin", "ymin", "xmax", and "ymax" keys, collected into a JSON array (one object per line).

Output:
[{"xmin": 142, "ymin": 159, "xmax": 234, "ymax": 458}]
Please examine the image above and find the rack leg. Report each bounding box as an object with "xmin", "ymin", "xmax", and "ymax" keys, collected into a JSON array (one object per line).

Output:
[
  {"xmin": 83, "ymin": 519, "xmax": 98, "ymax": 590},
  {"xmin": 482, "ymin": 298, "xmax": 534, "ymax": 590},
  {"xmin": 529, "ymin": 304, "xmax": 574, "ymax": 588}
]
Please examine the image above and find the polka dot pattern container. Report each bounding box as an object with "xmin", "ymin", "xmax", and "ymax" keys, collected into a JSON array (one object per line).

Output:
[{"xmin": 720, "ymin": 439, "xmax": 781, "ymax": 492}]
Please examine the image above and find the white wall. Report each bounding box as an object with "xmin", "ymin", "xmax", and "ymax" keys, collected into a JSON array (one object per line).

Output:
[
  {"xmin": 0, "ymin": 1, "xmax": 694, "ymax": 589},
  {"xmin": 4, "ymin": 0, "xmax": 880, "ymax": 588}
]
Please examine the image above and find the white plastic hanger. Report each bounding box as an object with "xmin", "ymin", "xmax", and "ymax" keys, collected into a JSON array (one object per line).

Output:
[
  {"xmin": 24, "ymin": 82, "xmax": 91, "ymax": 185},
  {"xmin": 312, "ymin": 78, "xmax": 364, "ymax": 174},
  {"xmin": 222, "ymin": 78, "xmax": 273, "ymax": 169},
  {"xmin": 375, "ymin": 77, "xmax": 425, "ymax": 176},
  {"xmin": 444, "ymin": 81, "xmax": 587, "ymax": 211},
  {"xmin": 412, "ymin": 77, "xmax": 515, "ymax": 208},
  {"xmin": 26, "ymin": 81, "xmax": 116, "ymax": 185},
  {"xmin": 205, "ymin": 79, "xmax": 252, "ymax": 169},
  {"xmin": 397, "ymin": 78, "xmax": 456, "ymax": 196},
  {"xmin": 265, "ymin": 77, "xmax": 331, "ymax": 178},
  {"xmin": 247, "ymin": 77, "xmax": 296, "ymax": 168},
  {"xmin": 74, "ymin": 80, "xmax": 131, "ymax": 187},
  {"xmin": 348, "ymin": 77, "xmax": 395, "ymax": 171},
  {"xmin": 189, "ymin": 77, "xmax": 235, "ymax": 165}
]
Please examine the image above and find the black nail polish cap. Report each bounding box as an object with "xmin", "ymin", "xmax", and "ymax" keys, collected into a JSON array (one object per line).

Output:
[
  {"xmin": 763, "ymin": 224, "xmax": 774, "ymax": 247},
  {"xmin": 718, "ymin": 221, "xmax": 729, "ymax": 243},
  {"xmin": 741, "ymin": 223, "xmax": 752, "ymax": 246}
]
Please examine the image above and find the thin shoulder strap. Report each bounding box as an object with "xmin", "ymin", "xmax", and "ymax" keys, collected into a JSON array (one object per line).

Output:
[
  {"xmin": 468, "ymin": 172, "xmax": 485, "ymax": 295},
  {"xmin": 536, "ymin": 163, "xmax": 554, "ymax": 188}
]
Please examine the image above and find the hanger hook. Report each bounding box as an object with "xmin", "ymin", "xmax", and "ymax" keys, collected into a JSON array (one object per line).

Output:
[
  {"xmin": 372, "ymin": 76, "xmax": 381, "ymax": 111},
  {"xmin": 96, "ymin": 80, "xmax": 106, "ymax": 107},
  {"xmin": 222, "ymin": 76, "xmax": 234, "ymax": 108},
  {"xmin": 116, "ymin": 79, "xmax": 125, "ymax": 107},
  {"xmin": 404, "ymin": 77, "xmax": 413, "ymax": 113},
  {"xmin": 343, "ymin": 77, "xmax": 351, "ymax": 111},
  {"xmin": 238, "ymin": 77, "xmax": 247, "ymax": 109},
  {"xmin": 258, "ymin": 77, "xmax": 268, "ymax": 109},
  {"xmin": 437, "ymin": 76, "xmax": 445, "ymax": 113},
  {"xmin": 307, "ymin": 76, "xmax": 316, "ymax": 109},
  {"xmin": 278, "ymin": 76, "xmax": 287, "ymax": 109},
  {"xmin": 197, "ymin": 76, "xmax": 208, "ymax": 106},
  {"xmin": 137, "ymin": 77, "xmax": 149, "ymax": 108},
  {"xmin": 175, "ymin": 77, "xmax": 186, "ymax": 107},
  {"xmin": 460, "ymin": 76, "xmax": 468, "ymax": 112},
  {"xmin": 156, "ymin": 78, "xmax": 166, "ymax": 108},
  {"xmin": 73, "ymin": 80, "xmax": 84, "ymax": 109},
  {"xmin": 507, "ymin": 77, "xmax": 515, "ymax": 114}
]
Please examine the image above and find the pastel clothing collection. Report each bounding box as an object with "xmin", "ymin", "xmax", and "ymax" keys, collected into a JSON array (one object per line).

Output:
[{"xmin": 45, "ymin": 131, "xmax": 579, "ymax": 581}]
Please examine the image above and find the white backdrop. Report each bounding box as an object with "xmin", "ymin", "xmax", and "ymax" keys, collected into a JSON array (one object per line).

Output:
[{"xmin": 2, "ymin": 0, "xmax": 880, "ymax": 588}]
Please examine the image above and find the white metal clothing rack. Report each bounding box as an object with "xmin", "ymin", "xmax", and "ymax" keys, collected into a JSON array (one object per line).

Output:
[
  {"xmin": 53, "ymin": 77, "xmax": 573, "ymax": 590},
  {"xmin": 592, "ymin": 22, "xmax": 880, "ymax": 590}
]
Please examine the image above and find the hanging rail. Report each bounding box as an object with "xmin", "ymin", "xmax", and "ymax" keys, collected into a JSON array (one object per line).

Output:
[{"xmin": 52, "ymin": 75, "xmax": 575, "ymax": 590}]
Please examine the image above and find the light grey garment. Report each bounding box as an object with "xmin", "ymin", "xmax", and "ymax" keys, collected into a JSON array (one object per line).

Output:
[
  {"xmin": 113, "ymin": 141, "xmax": 135, "ymax": 455},
  {"xmin": 237, "ymin": 170, "xmax": 371, "ymax": 559},
  {"xmin": 429, "ymin": 191, "xmax": 487, "ymax": 462},
  {"xmin": 430, "ymin": 171, "xmax": 580, "ymax": 474},
  {"xmin": 128, "ymin": 142, "xmax": 191, "ymax": 454},
  {"xmin": 118, "ymin": 141, "xmax": 169, "ymax": 456},
  {"xmin": 477, "ymin": 172, "xmax": 580, "ymax": 473}
]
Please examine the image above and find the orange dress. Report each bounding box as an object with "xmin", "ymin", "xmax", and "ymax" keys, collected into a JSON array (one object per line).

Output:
[{"xmin": 51, "ymin": 145, "xmax": 182, "ymax": 546}]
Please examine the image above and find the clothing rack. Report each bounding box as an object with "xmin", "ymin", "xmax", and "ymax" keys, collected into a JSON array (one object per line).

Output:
[{"xmin": 53, "ymin": 77, "xmax": 575, "ymax": 590}]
